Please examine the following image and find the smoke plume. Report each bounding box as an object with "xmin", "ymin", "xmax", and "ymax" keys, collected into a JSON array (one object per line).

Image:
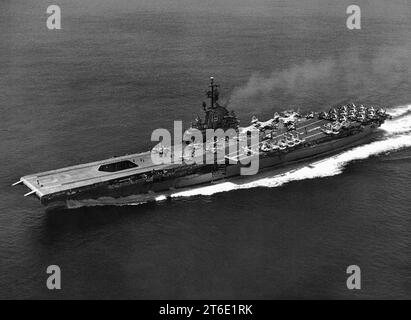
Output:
[{"xmin": 228, "ymin": 46, "xmax": 411, "ymax": 117}]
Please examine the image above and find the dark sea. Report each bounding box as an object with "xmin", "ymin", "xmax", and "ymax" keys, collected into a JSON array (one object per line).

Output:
[{"xmin": 1, "ymin": 0, "xmax": 410, "ymax": 299}]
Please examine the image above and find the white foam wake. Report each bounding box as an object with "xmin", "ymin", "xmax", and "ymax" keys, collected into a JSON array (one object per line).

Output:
[{"xmin": 385, "ymin": 104, "xmax": 411, "ymax": 118}]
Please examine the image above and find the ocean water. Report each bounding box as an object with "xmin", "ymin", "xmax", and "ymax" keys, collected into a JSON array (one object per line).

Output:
[{"xmin": 0, "ymin": 0, "xmax": 410, "ymax": 299}]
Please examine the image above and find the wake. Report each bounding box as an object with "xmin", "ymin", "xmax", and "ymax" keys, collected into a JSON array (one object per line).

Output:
[{"xmin": 67, "ymin": 104, "xmax": 411, "ymax": 208}]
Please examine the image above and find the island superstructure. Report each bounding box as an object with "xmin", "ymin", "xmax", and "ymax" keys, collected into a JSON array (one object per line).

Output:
[{"xmin": 14, "ymin": 77, "xmax": 391, "ymax": 210}]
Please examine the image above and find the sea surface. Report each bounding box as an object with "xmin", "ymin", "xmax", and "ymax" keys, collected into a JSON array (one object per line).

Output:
[{"xmin": 0, "ymin": 0, "xmax": 410, "ymax": 299}]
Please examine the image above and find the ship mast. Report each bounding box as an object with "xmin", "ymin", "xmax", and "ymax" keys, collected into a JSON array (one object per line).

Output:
[{"xmin": 207, "ymin": 76, "xmax": 219, "ymax": 109}]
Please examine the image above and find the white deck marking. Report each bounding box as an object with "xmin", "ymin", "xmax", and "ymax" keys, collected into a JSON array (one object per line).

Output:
[
  {"xmin": 305, "ymin": 132, "xmax": 324, "ymax": 139},
  {"xmin": 299, "ymin": 119, "xmax": 323, "ymax": 129},
  {"xmin": 307, "ymin": 126, "xmax": 321, "ymax": 132}
]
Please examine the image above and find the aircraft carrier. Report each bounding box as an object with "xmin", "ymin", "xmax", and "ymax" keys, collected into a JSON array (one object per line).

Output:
[{"xmin": 14, "ymin": 77, "xmax": 391, "ymax": 210}]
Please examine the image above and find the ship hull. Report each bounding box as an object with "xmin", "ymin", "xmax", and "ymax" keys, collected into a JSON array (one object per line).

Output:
[
  {"xmin": 42, "ymin": 125, "xmax": 377, "ymax": 210},
  {"xmin": 15, "ymin": 78, "xmax": 390, "ymax": 211}
]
